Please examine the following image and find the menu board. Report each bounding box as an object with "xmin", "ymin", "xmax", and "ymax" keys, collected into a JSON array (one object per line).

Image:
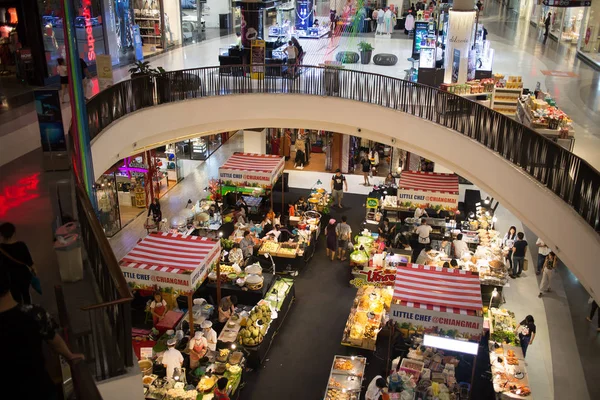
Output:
[{"xmin": 250, "ymin": 39, "xmax": 266, "ymax": 79}]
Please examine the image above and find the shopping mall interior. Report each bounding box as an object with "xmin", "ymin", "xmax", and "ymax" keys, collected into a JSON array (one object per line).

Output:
[{"xmin": 1, "ymin": 1, "xmax": 599, "ymax": 400}]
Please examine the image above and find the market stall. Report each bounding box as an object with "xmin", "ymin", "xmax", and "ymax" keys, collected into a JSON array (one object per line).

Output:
[
  {"xmin": 219, "ymin": 152, "xmax": 285, "ymax": 191},
  {"xmin": 487, "ymin": 308, "xmax": 533, "ymax": 399}
]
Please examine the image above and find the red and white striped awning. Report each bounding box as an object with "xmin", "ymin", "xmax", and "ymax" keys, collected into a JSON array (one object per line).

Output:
[
  {"xmin": 120, "ymin": 233, "xmax": 220, "ymax": 275},
  {"xmin": 220, "ymin": 152, "xmax": 284, "ymax": 173},
  {"xmin": 399, "ymin": 171, "xmax": 459, "ymax": 195},
  {"xmin": 393, "ymin": 264, "xmax": 482, "ymax": 315}
]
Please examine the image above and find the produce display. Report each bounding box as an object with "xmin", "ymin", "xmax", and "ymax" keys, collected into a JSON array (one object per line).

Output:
[
  {"xmin": 324, "ymin": 356, "xmax": 366, "ymax": 400},
  {"xmin": 490, "ymin": 308, "xmax": 520, "ymax": 346},
  {"xmin": 258, "ymin": 240, "xmax": 280, "ymax": 255},
  {"xmin": 342, "ymin": 286, "xmax": 392, "ymax": 350},
  {"xmin": 197, "ymin": 375, "xmax": 218, "ymax": 392},
  {"xmin": 489, "ymin": 341, "xmax": 532, "ymax": 398},
  {"xmin": 238, "ymin": 303, "xmax": 273, "ymax": 347},
  {"xmin": 277, "ymin": 242, "xmax": 299, "ymax": 258}
]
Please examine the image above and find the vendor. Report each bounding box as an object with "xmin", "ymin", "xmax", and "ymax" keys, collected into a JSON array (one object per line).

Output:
[
  {"xmin": 239, "ymin": 230, "xmax": 255, "ymax": 259},
  {"xmin": 415, "ymin": 218, "xmax": 432, "ymax": 245},
  {"xmin": 378, "ymin": 218, "xmax": 396, "ymax": 243},
  {"xmin": 453, "ymin": 233, "xmax": 469, "ymax": 259},
  {"xmin": 414, "ymin": 205, "xmax": 428, "ymax": 220},
  {"xmin": 365, "ymin": 376, "xmax": 387, "ymax": 400},
  {"xmin": 416, "ymin": 245, "xmax": 434, "ymax": 265},
  {"xmin": 296, "ymin": 196, "xmax": 307, "ymax": 212},
  {"xmin": 264, "ymin": 225, "xmax": 282, "ymax": 242},
  {"xmin": 214, "ymin": 377, "xmax": 230, "ymax": 400},
  {"xmin": 384, "ymin": 173, "xmax": 396, "ymax": 185},
  {"xmin": 188, "ymin": 331, "xmax": 207, "ymax": 370},
  {"xmin": 228, "ymin": 242, "xmax": 245, "ymax": 266},
  {"xmin": 218, "ymin": 295, "xmax": 238, "ymax": 324},
  {"xmin": 162, "ymin": 338, "xmax": 184, "ymax": 379},
  {"xmin": 150, "ymin": 292, "xmax": 169, "ymax": 326},
  {"xmin": 148, "ymin": 198, "xmax": 162, "ymax": 225},
  {"xmin": 202, "ymin": 320, "xmax": 218, "ymax": 353},
  {"xmin": 237, "ymin": 197, "xmax": 249, "ymax": 216},
  {"xmin": 235, "ymin": 206, "xmax": 247, "ymax": 225}
]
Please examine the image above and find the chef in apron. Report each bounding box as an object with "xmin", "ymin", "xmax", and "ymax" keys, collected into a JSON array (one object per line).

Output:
[
  {"xmin": 150, "ymin": 292, "xmax": 169, "ymax": 326},
  {"xmin": 162, "ymin": 338, "xmax": 183, "ymax": 379},
  {"xmin": 202, "ymin": 321, "xmax": 218, "ymax": 355},
  {"xmin": 188, "ymin": 331, "xmax": 207, "ymax": 370}
]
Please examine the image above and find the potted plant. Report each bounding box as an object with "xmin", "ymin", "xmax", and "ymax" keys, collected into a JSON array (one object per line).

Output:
[
  {"xmin": 358, "ymin": 41, "xmax": 374, "ymax": 65},
  {"xmin": 128, "ymin": 61, "xmax": 163, "ymax": 109}
]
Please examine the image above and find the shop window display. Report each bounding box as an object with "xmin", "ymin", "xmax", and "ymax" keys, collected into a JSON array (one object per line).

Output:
[
  {"xmin": 578, "ymin": 6, "xmax": 600, "ymax": 66},
  {"xmin": 561, "ymin": 7, "xmax": 584, "ymax": 43},
  {"xmin": 96, "ymin": 175, "xmax": 121, "ymax": 236},
  {"xmin": 0, "ymin": 7, "xmax": 18, "ymax": 77},
  {"xmin": 180, "ymin": 0, "xmax": 206, "ymax": 45},
  {"xmin": 37, "ymin": 0, "xmax": 106, "ymax": 79},
  {"xmin": 549, "ymin": 7, "xmax": 564, "ymax": 39}
]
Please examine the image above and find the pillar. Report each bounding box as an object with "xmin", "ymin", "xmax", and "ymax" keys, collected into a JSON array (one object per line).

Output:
[
  {"xmin": 444, "ymin": 8, "xmax": 476, "ymax": 84},
  {"xmin": 331, "ymin": 132, "xmax": 343, "ymax": 172},
  {"xmin": 243, "ymin": 129, "xmax": 267, "ymax": 154},
  {"xmin": 237, "ymin": 0, "xmax": 265, "ymax": 48}
]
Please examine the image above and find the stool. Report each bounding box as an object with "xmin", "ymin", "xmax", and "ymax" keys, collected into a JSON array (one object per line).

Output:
[
  {"xmin": 373, "ymin": 53, "xmax": 398, "ymax": 66},
  {"xmin": 335, "ymin": 51, "xmax": 360, "ymax": 64}
]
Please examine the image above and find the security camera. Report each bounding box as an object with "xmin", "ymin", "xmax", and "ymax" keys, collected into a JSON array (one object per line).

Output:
[
  {"xmin": 357, "ymin": 128, "xmax": 362, "ymax": 133},
  {"xmin": 391, "ymin": 138, "xmax": 396, "ymax": 144}
]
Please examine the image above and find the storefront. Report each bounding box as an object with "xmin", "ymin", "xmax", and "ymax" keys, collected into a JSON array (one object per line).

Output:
[
  {"xmin": 529, "ymin": 1, "xmax": 548, "ymax": 27},
  {"xmin": 551, "ymin": 6, "xmax": 585, "ymax": 43},
  {"xmin": 577, "ymin": 1, "xmax": 600, "ymax": 68}
]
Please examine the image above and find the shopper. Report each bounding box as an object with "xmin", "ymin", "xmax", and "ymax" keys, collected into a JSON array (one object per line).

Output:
[
  {"xmin": 361, "ymin": 156, "xmax": 371, "ymax": 186},
  {"xmin": 586, "ymin": 299, "xmax": 600, "ymax": 332},
  {"xmin": 538, "ymin": 251, "xmax": 557, "ymax": 297},
  {"xmin": 57, "ymin": 57, "xmax": 69, "ymax": 103},
  {"xmin": 296, "ymin": 196, "xmax": 308, "ymax": 212},
  {"xmin": 336, "ymin": 216, "xmax": 352, "ymax": 261},
  {"xmin": 535, "ymin": 238, "xmax": 550, "ymax": 275},
  {"xmin": 150, "ymin": 291, "xmax": 169, "ymax": 326},
  {"xmin": 502, "ymin": 226, "xmax": 517, "ymax": 274},
  {"xmin": 162, "ymin": 338, "xmax": 184, "ymax": 379},
  {"xmin": 148, "ymin": 198, "xmax": 162, "ymax": 226},
  {"xmin": 435, "ymin": 42, "xmax": 444, "ymax": 68},
  {"xmin": 0, "ymin": 268, "xmax": 84, "ymax": 398},
  {"xmin": 290, "ymin": 36, "xmax": 304, "ymax": 63},
  {"xmin": 416, "ymin": 246, "xmax": 434, "ymax": 265},
  {"xmin": 0, "ymin": 222, "xmax": 35, "ymax": 305},
  {"xmin": 228, "ymin": 243, "xmax": 245, "ymax": 266},
  {"xmin": 544, "ymin": 12, "xmax": 551, "ymax": 36},
  {"xmin": 511, "ymin": 232, "xmax": 528, "ymax": 278},
  {"xmin": 214, "ymin": 377, "xmax": 230, "ymax": 400},
  {"xmin": 476, "ymin": 0, "xmax": 483, "ymax": 11},
  {"xmin": 378, "ymin": 218, "xmax": 396, "ymax": 244},
  {"xmin": 453, "ymin": 233, "xmax": 469, "ymax": 259},
  {"xmin": 188, "ymin": 331, "xmax": 207, "ymax": 370},
  {"xmin": 365, "ymin": 375, "xmax": 388, "ymax": 400},
  {"xmin": 239, "ymin": 231, "xmax": 254, "ymax": 260},
  {"xmin": 516, "ymin": 315, "xmax": 536, "ymax": 357},
  {"xmin": 331, "ymin": 169, "xmax": 348, "ymax": 208},
  {"xmin": 284, "ymin": 40, "xmax": 297, "ymax": 77},
  {"xmin": 325, "ymin": 219, "xmax": 337, "ymax": 261},
  {"xmin": 384, "ymin": 173, "xmax": 396, "ymax": 185}
]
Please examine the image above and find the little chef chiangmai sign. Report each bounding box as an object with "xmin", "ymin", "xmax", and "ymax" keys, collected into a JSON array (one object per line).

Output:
[
  {"xmin": 219, "ymin": 153, "xmax": 285, "ymax": 188},
  {"xmin": 120, "ymin": 233, "xmax": 221, "ymax": 292},
  {"xmin": 397, "ymin": 171, "xmax": 459, "ymax": 212}
]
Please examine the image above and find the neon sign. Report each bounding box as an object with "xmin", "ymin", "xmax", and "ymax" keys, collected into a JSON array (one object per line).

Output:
[
  {"xmin": 82, "ymin": 0, "xmax": 96, "ymax": 61},
  {"xmin": 0, "ymin": 173, "xmax": 40, "ymax": 217}
]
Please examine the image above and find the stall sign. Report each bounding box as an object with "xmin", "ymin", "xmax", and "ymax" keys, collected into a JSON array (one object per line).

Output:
[
  {"xmin": 390, "ymin": 304, "xmax": 483, "ymax": 342},
  {"xmin": 396, "ymin": 189, "xmax": 458, "ymax": 211},
  {"xmin": 140, "ymin": 347, "xmax": 153, "ymax": 359},
  {"xmin": 121, "ymin": 265, "xmax": 194, "ymax": 292},
  {"xmin": 82, "ymin": 0, "xmax": 96, "ymax": 61},
  {"xmin": 219, "ymin": 161, "xmax": 284, "ymax": 189},
  {"xmin": 351, "ymin": 269, "xmax": 397, "ymax": 288},
  {"xmin": 250, "ymin": 39, "xmax": 266, "ymax": 79},
  {"xmin": 366, "ymin": 198, "xmax": 379, "ymax": 208}
]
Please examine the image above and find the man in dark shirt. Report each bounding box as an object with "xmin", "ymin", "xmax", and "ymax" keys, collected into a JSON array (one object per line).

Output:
[
  {"xmin": 0, "ymin": 268, "xmax": 84, "ymax": 397},
  {"xmin": 511, "ymin": 232, "xmax": 528, "ymax": 278},
  {"xmin": 330, "ymin": 169, "xmax": 348, "ymax": 208}
]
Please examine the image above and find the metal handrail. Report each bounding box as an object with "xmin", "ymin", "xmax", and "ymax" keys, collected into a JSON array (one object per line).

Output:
[{"xmin": 86, "ymin": 64, "xmax": 599, "ymax": 231}]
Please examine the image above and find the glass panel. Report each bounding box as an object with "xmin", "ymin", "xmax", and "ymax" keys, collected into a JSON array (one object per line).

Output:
[{"xmin": 96, "ymin": 173, "xmax": 121, "ymax": 237}]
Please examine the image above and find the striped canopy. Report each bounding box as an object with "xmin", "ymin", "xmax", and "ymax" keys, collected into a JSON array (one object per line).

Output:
[
  {"xmin": 219, "ymin": 152, "xmax": 285, "ymax": 188},
  {"xmin": 393, "ymin": 264, "xmax": 482, "ymax": 315},
  {"xmin": 399, "ymin": 171, "xmax": 459, "ymax": 195},
  {"xmin": 220, "ymin": 152, "xmax": 285, "ymax": 173}
]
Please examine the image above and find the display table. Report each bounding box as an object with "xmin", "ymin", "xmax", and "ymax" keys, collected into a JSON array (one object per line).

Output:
[
  {"xmin": 488, "ymin": 341, "xmax": 532, "ymax": 399},
  {"xmin": 324, "ymin": 355, "xmax": 367, "ymax": 399},
  {"xmin": 200, "ymin": 273, "xmax": 275, "ymax": 306},
  {"xmin": 155, "ymin": 310, "xmax": 184, "ymax": 335},
  {"xmin": 516, "ymin": 100, "xmax": 574, "ymax": 151}
]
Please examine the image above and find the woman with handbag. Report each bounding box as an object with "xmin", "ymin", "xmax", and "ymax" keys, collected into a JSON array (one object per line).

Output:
[{"xmin": 0, "ymin": 223, "xmax": 37, "ymax": 304}]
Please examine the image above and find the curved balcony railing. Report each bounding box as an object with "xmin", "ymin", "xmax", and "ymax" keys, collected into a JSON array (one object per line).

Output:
[{"xmin": 87, "ymin": 65, "xmax": 599, "ymax": 232}]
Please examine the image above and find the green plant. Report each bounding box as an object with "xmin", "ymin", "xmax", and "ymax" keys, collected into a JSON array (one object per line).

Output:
[
  {"xmin": 128, "ymin": 60, "xmax": 166, "ymax": 77},
  {"xmin": 358, "ymin": 41, "xmax": 374, "ymax": 52}
]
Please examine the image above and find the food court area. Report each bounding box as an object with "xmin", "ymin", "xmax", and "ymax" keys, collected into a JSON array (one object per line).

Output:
[{"xmin": 112, "ymin": 140, "xmax": 550, "ymax": 400}]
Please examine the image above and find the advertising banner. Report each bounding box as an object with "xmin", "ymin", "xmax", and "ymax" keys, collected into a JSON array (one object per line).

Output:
[
  {"xmin": 219, "ymin": 168, "xmax": 278, "ymax": 188},
  {"xmin": 250, "ymin": 39, "xmax": 266, "ymax": 79},
  {"xmin": 240, "ymin": 2, "xmax": 264, "ymax": 48},
  {"xmin": 133, "ymin": 25, "xmax": 143, "ymax": 61},
  {"xmin": 390, "ymin": 303, "xmax": 483, "ymax": 341},
  {"xmin": 451, "ymin": 49, "xmax": 460, "ymax": 83},
  {"xmin": 397, "ymin": 189, "xmax": 459, "ymax": 211},
  {"xmin": 96, "ymin": 54, "xmax": 113, "ymax": 91},
  {"xmin": 444, "ymin": 10, "xmax": 475, "ymax": 83},
  {"xmin": 34, "ymin": 90, "xmax": 66, "ymax": 152}
]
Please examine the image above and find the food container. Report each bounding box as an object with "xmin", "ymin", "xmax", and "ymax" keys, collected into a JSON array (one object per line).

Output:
[
  {"xmin": 245, "ymin": 274, "xmax": 264, "ymax": 290},
  {"xmin": 245, "ymin": 264, "xmax": 262, "ymax": 276},
  {"xmin": 170, "ymin": 215, "xmax": 187, "ymax": 231},
  {"xmin": 139, "ymin": 359, "xmax": 153, "ymax": 376}
]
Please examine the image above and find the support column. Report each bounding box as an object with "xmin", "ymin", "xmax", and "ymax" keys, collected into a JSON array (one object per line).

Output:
[
  {"xmin": 444, "ymin": 9, "xmax": 476, "ymax": 84},
  {"xmin": 62, "ymin": 0, "xmax": 96, "ymax": 208},
  {"xmin": 237, "ymin": 1, "xmax": 265, "ymax": 48},
  {"xmin": 579, "ymin": 3, "xmax": 599, "ymax": 55}
]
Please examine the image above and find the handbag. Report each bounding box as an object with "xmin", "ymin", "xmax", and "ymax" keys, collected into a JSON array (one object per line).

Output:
[
  {"xmin": 0, "ymin": 247, "xmax": 42, "ymax": 295},
  {"xmin": 522, "ymin": 258, "xmax": 529, "ymax": 271}
]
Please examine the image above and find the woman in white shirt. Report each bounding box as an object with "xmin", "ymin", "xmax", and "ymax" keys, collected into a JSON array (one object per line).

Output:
[
  {"xmin": 453, "ymin": 233, "xmax": 469, "ymax": 259},
  {"xmin": 502, "ymin": 226, "xmax": 517, "ymax": 272},
  {"xmin": 365, "ymin": 375, "xmax": 387, "ymax": 400},
  {"xmin": 416, "ymin": 246, "xmax": 434, "ymax": 265}
]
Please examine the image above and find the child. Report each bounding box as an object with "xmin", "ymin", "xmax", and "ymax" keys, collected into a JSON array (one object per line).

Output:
[{"xmin": 57, "ymin": 58, "xmax": 68, "ymax": 103}]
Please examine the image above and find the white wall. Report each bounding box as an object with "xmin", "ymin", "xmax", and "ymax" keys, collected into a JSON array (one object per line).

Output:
[
  {"xmin": 204, "ymin": 0, "xmax": 231, "ymax": 28},
  {"xmin": 96, "ymin": 366, "xmax": 144, "ymax": 400},
  {"xmin": 90, "ymin": 94, "xmax": 600, "ymax": 302},
  {"xmin": 163, "ymin": 0, "xmax": 182, "ymax": 45},
  {"xmin": 243, "ymin": 129, "xmax": 266, "ymax": 154}
]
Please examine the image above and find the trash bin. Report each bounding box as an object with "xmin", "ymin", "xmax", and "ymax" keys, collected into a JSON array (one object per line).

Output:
[
  {"xmin": 56, "ymin": 222, "xmax": 79, "ymax": 238},
  {"xmin": 54, "ymin": 233, "xmax": 83, "ymax": 282}
]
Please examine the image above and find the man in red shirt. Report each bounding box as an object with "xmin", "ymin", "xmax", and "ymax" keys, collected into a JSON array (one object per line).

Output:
[{"xmin": 214, "ymin": 377, "xmax": 230, "ymax": 399}]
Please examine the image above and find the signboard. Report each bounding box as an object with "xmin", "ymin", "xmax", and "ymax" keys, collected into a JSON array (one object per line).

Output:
[
  {"xmin": 96, "ymin": 54, "xmax": 113, "ymax": 91},
  {"xmin": 250, "ymin": 39, "xmax": 266, "ymax": 79},
  {"xmin": 34, "ymin": 90, "xmax": 66, "ymax": 152},
  {"xmin": 366, "ymin": 198, "xmax": 379, "ymax": 208},
  {"xmin": 350, "ymin": 253, "xmax": 410, "ymax": 288},
  {"xmin": 396, "ymin": 189, "xmax": 458, "ymax": 211},
  {"xmin": 542, "ymin": 0, "xmax": 591, "ymax": 6},
  {"xmin": 451, "ymin": 49, "xmax": 460, "ymax": 83},
  {"xmin": 220, "ymin": 168, "xmax": 278, "ymax": 188},
  {"xmin": 140, "ymin": 347, "xmax": 153, "ymax": 359},
  {"xmin": 412, "ymin": 21, "xmax": 429, "ymax": 57},
  {"xmin": 390, "ymin": 304, "xmax": 483, "ymax": 342},
  {"xmin": 133, "ymin": 25, "xmax": 143, "ymax": 61}
]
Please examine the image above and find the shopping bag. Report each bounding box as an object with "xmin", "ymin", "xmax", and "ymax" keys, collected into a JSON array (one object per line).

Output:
[
  {"xmin": 83, "ymin": 78, "xmax": 94, "ymax": 99},
  {"xmin": 523, "ymin": 259, "xmax": 528, "ymax": 271}
]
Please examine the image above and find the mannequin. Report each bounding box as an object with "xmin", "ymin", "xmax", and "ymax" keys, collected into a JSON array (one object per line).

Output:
[
  {"xmin": 376, "ymin": 8, "xmax": 384, "ymax": 35},
  {"xmin": 405, "ymin": 11, "xmax": 415, "ymax": 35},
  {"xmin": 384, "ymin": 7, "xmax": 393, "ymax": 36},
  {"xmin": 164, "ymin": 13, "xmax": 172, "ymax": 43}
]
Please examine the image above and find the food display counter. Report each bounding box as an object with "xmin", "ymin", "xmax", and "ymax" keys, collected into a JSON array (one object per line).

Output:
[
  {"xmin": 324, "ymin": 355, "xmax": 367, "ymax": 400},
  {"xmin": 341, "ymin": 286, "xmax": 393, "ymax": 351},
  {"xmin": 516, "ymin": 97, "xmax": 575, "ymax": 151},
  {"xmin": 201, "ymin": 270, "xmax": 275, "ymax": 307}
]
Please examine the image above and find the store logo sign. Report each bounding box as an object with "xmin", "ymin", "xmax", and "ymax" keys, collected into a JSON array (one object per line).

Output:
[{"xmin": 82, "ymin": 0, "xmax": 96, "ymax": 61}]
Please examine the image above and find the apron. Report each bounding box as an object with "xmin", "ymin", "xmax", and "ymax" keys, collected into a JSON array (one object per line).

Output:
[
  {"xmin": 153, "ymin": 303, "xmax": 166, "ymax": 326},
  {"xmin": 190, "ymin": 340, "xmax": 206, "ymax": 363}
]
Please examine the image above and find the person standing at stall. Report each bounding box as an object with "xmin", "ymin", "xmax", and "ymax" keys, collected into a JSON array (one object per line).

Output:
[
  {"xmin": 188, "ymin": 331, "xmax": 207, "ymax": 370},
  {"xmin": 162, "ymin": 338, "xmax": 184, "ymax": 379},
  {"xmin": 325, "ymin": 219, "xmax": 337, "ymax": 261},
  {"xmin": 502, "ymin": 226, "xmax": 517, "ymax": 275},
  {"xmin": 378, "ymin": 218, "xmax": 396, "ymax": 245},
  {"xmin": 535, "ymin": 238, "xmax": 550, "ymax": 275},
  {"xmin": 150, "ymin": 292, "xmax": 169, "ymax": 326},
  {"xmin": 214, "ymin": 377, "xmax": 231, "ymax": 400},
  {"xmin": 331, "ymin": 169, "xmax": 348, "ymax": 209},
  {"xmin": 538, "ymin": 252, "xmax": 557, "ymax": 297},
  {"xmin": 516, "ymin": 315, "xmax": 536, "ymax": 357},
  {"xmin": 511, "ymin": 232, "xmax": 528, "ymax": 278},
  {"xmin": 452, "ymin": 233, "xmax": 469, "ymax": 259},
  {"xmin": 365, "ymin": 375, "xmax": 388, "ymax": 400},
  {"xmin": 336, "ymin": 216, "xmax": 352, "ymax": 261},
  {"xmin": 148, "ymin": 198, "xmax": 162, "ymax": 227},
  {"xmin": 218, "ymin": 295, "xmax": 237, "ymax": 325},
  {"xmin": 202, "ymin": 320, "xmax": 218, "ymax": 354}
]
